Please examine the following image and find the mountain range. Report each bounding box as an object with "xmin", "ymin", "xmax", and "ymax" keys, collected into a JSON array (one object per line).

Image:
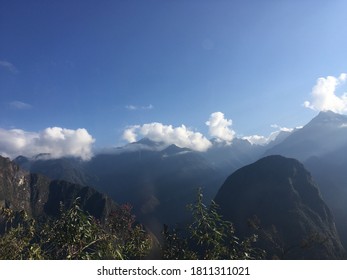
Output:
[{"xmin": 3, "ymin": 110, "xmax": 347, "ymax": 259}]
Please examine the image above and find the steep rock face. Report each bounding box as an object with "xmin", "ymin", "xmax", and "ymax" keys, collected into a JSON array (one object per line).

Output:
[
  {"xmin": 214, "ymin": 155, "xmax": 345, "ymax": 259},
  {"xmin": 14, "ymin": 156, "xmax": 91, "ymax": 187},
  {"xmin": 43, "ymin": 179, "xmax": 115, "ymax": 220},
  {"xmin": 0, "ymin": 156, "xmax": 116, "ymax": 222},
  {"xmin": 0, "ymin": 156, "xmax": 32, "ymax": 213}
]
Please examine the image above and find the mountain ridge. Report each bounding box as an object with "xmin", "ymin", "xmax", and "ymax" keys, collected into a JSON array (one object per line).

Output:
[{"xmin": 264, "ymin": 110, "xmax": 347, "ymax": 161}]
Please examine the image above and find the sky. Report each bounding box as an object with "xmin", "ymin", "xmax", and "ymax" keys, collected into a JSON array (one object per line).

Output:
[{"xmin": 1, "ymin": 0, "xmax": 347, "ymax": 159}]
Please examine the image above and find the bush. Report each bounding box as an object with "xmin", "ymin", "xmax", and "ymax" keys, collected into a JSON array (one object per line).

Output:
[
  {"xmin": 0, "ymin": 199, "xmax": 151, "ymax": 260},
  {"xmin": 162, "ymin": 188, "xmax": 265, "ymax": 260}
]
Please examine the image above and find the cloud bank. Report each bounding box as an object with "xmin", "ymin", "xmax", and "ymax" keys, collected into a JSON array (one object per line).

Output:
[
  {"xmin": 122, "ymin": 112, "xmax": 237, "ymax": 151},
  {"xmin": 0, "ymin": 127, "xmax": 95, "ymax": 160},
  {"xmin": 304, "ymin": 73, "xmax": 347, "ymax": 113},
  {"xmin": 243, "ymin": 125, "xmax": 299, "ymax": 145},
  {"xmin": 123, "ymin": 123, "xmax": 212, "ymax": 152}
]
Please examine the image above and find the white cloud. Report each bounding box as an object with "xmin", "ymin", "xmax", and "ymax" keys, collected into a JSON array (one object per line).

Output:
[
  {"xmin": 243, "ymin": 125, "xmax": 298, "ymax": 145},
  {"xmin": 125, "ymin": 105, "xmax": 137, "ymax": 110},
  {"xmin": 0, "ymin": 127, "xmax": 95, "ymax": 160},
  {"xmin": 9, "ymin": 101, "xmax": 32, "ymax": 110},
  {"xmin": 122, "ymin": 125, "xmax": 140, "ymax": 143},
  {"xmin": 304, "ymin": 73, "xmax": 347, "ymax": 113},
  {"xmin": 125, "ymin": 104, "xmax": 154, "ymax": 111},
  {"xmin": 122, "ymin": 122, "xmax": 212, "ymax": 152},
  {"xmin": 0, "ymin": 60, "xmax": 18, "ymax": 74},
  {"xmin": 122, "ymin": 112, "xmax": 237, "ymax": 151},
  {"xmin": 270, "ymin": 124, "xmax": 295, "ymax": 133},
  {"xmin": 205, "ymin": 112, "xmax": 235, "ymax": 144},
  {"xmin": 242, "ymin": 134, "xmax": 271, "ymax": 145}
]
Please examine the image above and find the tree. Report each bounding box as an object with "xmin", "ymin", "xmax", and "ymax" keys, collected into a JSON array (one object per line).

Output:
[{"xmin": 162, "ymin": 188, "xmax": 264, "ymax": 260}]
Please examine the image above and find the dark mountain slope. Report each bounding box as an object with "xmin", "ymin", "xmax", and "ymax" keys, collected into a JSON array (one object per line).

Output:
[
  {"xmin": 0, "ymin": 156, "xmax": 116, "ymax": 222},
  {"xmin": 214, "ymin": 155, "xmax": 345, "ymax": 259},
  {"xmin": 262, "ymin": 111, "xmax": 347, "ymax": 249}
]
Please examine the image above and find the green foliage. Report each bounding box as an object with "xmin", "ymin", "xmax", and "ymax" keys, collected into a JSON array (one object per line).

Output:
[
  {"xmin": 0, "ymin": 208, "xmax": 44, "ymax": 259},
  {"xmin": 162, "ymin": 188, "xmax": 265, "ymax": 260},
  {"xmin": 40, "ymin": 199, "xmax": 119, "ymax": 259},
  {"xmin": 107, "ymin": 204, "xmax": 151, "ymax": 259},
  {"xmin": 1, "ymin": 190, "xmax": 264, "ymax": 260},
  {"xmin": 0, "ymin": 199, "xmax": 151, "ymax": 260}
]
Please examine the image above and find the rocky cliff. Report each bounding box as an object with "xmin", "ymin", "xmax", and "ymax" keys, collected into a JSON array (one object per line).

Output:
[{"xmin": 0, "ymin": 155, "xmax": 116, "ymax": 222}]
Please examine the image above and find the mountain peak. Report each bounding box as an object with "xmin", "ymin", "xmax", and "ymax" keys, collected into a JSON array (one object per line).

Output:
[
  {"xmin": 214, "ymin": 155, "xmax": 345, "ymax": 259},
  {"xmin": 161, "ymin": 144, "xmax": 191, "ymax": 156},
  {"xmin": 132, "ymin": 138, "xmax": 168, "ymax": 150},
  {"xmin": 312, "ymin": 110, "xmax": 347, "ymax": 124},
  {"xmin": 318, "ymin": 110, "xmax": 338, "ymax": 116},
  {"xmin": 136, "ymin": 137, "xmax": 161, "ymax": 147}
]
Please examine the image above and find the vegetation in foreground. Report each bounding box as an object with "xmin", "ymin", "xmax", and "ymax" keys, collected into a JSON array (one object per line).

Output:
[
  {"xmin": 161, "ymin": 189, "xmax": 264, "ymax": 260},
  {"xmin": 0, "ymin": 190, "xmax": 263, "ymax": 260},
  {"xmin": 0, "ymin": 199, "xmax": 150, "ymax": 260}
]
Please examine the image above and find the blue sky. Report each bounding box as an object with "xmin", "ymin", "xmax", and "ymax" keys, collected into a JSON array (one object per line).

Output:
[{"xmin": 1, "ymin": 0, "xmax": 347, "ymax": 158}]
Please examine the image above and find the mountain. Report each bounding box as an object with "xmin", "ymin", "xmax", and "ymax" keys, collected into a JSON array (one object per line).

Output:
[
  {"xmin": 263, "ymin": 111, "xmax": 347, "ymax": 248},
  {"xmin": 84, "ymin": 144, "xmax": 222, "ymax": 235},
  {"xmin": 11, "ymin": 136, "xmax": 283, "ymax": 236},
  {"xmin": 264, "ymin": 111, "xmax": 347, "ymax": 161},
  {"xmin": 203, "ymin": 138, "xmax": 265, "ymax": 177},
  {"xmin": 264, "ymin": 129, "xmax": 295, "ymax": 149},
  {"xmin": 14, "ymin": 135, "xmax": 269, "ymax": 234},
  {"xmin": 214, "ymin": 155, "xmax": 345, "ymax": 259},
  {"xmin": 304, "ymin": 143, "xmax": 347, "ymax": 248},
  {"xmin": 13, "ymin": 156, "xmax": 92, "ymax": 187},
  {"xmin": 0, "ymin": 155, "xmax": 116, "ymax": 222},
  {"xmin": 0, "ymin": 156, "xmax": 32, "ymax": 211}
]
